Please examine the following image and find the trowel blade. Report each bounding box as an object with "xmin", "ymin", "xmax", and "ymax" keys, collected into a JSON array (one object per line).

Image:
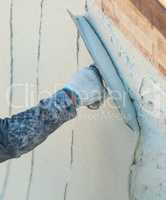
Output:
[{"xmin": 68, "ymin": 12, "xmax": 140, "ymax": 134}]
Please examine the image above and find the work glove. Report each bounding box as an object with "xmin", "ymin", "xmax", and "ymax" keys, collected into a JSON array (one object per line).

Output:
[{"xmin": 64, "ymin": 65, "xmax": 107, "ymax": 109}]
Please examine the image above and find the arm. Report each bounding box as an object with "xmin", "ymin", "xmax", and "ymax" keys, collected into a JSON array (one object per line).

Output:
[
  {"xmin": 0, "ymin": 90, "xmax": 77, "ymax": 162},
  {"xmin": 0, "ymin": 66, "xmax": 106, "ymax": 163}
]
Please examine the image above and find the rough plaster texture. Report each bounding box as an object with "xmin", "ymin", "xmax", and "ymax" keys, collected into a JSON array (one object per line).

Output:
[
  {"xmin": 0, "ymin": 0, "xmax": 136, "ymax": 200},
  {"xmin": 86, "ymin": 0, "xmax": 166, "ymax": 199}
]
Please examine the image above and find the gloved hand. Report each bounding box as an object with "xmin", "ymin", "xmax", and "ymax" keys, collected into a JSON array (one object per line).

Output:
[{"xmin": 64, "ymin": 65, "xmax": 107, "ymax": 109}]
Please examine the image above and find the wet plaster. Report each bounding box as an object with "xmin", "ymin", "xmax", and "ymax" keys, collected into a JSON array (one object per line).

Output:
[{"xmin": 86, "ymin": 1, "xmax": 166, "ymax": 199}]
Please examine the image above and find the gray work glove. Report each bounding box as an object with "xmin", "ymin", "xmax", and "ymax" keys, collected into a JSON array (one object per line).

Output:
[{"xmin": 64, "ymin": 65, "xmax": 107, "ymax": 109}]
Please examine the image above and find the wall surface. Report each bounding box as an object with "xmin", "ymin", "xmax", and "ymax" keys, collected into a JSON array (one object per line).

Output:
[
  {"xmin": 86, "ymin": 0, "xmax": 166, "ymax": 199},
  {"xmin": 0, "ymin": 0, "xmax": 137, "ymax": 200}
]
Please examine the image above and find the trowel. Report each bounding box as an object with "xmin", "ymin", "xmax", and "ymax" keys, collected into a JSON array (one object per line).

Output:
[{"xmin": 68, "ymin": 11, "xmax": 140, "ymax": 134}]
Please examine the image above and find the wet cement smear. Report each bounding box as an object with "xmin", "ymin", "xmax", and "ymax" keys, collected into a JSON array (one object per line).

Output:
[
  {"xmin": 0, "ymin": 1, "xmax": 14, "ymax": 199},
  {"xmin": 26, "ymin": 1, "xmax": 45, "ymax": 199}
]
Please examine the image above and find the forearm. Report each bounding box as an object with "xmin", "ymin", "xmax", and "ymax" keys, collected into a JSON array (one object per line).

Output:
[
  {"xmin": 0, "ymin": 89, "xmax": 77, "ymax": 163},
  {"xmin": 0, "ymin": 65, "xmax": 105, "ymax": 163}
]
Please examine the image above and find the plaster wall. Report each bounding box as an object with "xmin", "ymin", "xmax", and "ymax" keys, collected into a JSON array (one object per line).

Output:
[{"xmin": 0, "ymin": 0, "xmax": 137, "ymax": 200}]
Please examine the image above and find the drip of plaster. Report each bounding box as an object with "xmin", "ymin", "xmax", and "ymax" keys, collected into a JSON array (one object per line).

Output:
[
  {"xmin": 26, "ymin": 1, "xmax": 45, "ymax": 199},
  {"xmin": 70, "ymin": 130, "xmax": 74, "ymax": 167},
  {"xmin": 26, "ymin": 151, "xmax": 35, "ymax": 200},
  {"xmin": 63, "ymin": 130, "xmax": 75, "ymax": 199},
  {"xmin": 76, "ymin": 30, "xmax": 80, "ymax": 70},
  {"xmin": 0, "ymin": 1, "xmax": 14, "ymax": 199},
  {"xmin": 9, "ymin": 0, "xmax": 14, "ymax": 116},
  {"xmin": 36, "ymin": 0, "xmax": 45, "ymax": 95},
  {"xmin": 64, "ymin": 182, "xmax": 68, "ymax": 200}
]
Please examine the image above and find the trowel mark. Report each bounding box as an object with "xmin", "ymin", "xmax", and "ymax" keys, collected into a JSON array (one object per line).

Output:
[
  {"xmin": 63, "ymin": 130, "xmax": 75, "ymax": 200},
  {"xmin": 26, "ymin": 151, "xmax": 35, "ymax": 200},
  {"xmin": 70, "ymin": 130, "xmax": 74, "ymax": 167},
  {"xmin": 26, "ymin": 0, "xmax": 45, "ymax": 199},
  {"xmin": 36, "ymin": 0, "xmax": 45, "ymax": 93},
  {"xmin": 85, "ymin": 0, "xmax": 88, "ymax": 11},
  {"xmin": 76, "ymin": 30, "xmax": 80, "ymax": 70},
  {"xmin": 0, "ymin": 1, "xmax": 14, "ymax": 199},
  {"xmin": 64, "ymin": 183, "xmax": 68, "ymax": 200}
]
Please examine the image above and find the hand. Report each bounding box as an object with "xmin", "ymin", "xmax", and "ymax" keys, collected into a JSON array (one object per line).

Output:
[{"xmin": 64, "ymin": 65, "xmax": 107, "ymax": 108}]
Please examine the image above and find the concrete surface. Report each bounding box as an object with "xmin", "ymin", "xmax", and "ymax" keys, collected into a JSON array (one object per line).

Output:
[{"xmin": 0, "ymin": 0, "xmax": 137, "ymax": 199}]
